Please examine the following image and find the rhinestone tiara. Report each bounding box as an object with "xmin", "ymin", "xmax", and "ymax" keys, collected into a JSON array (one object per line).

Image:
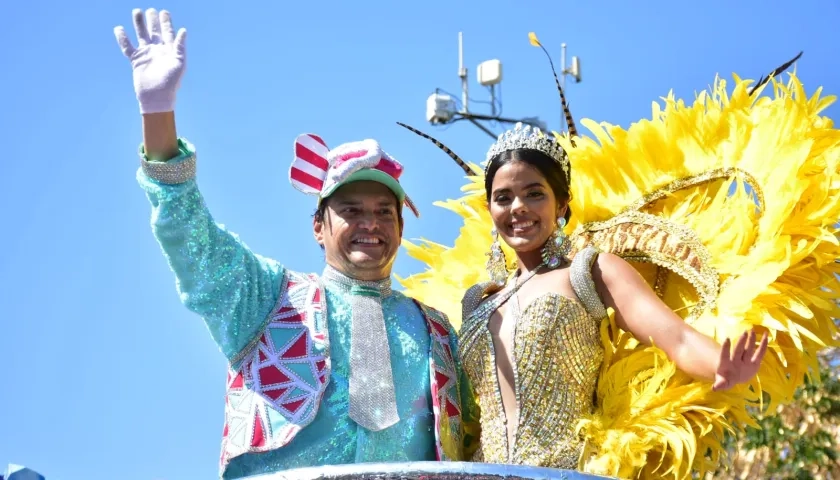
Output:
[{"xmin": 485, "ymin": 122, "xmax": 570, "ymax": 181}]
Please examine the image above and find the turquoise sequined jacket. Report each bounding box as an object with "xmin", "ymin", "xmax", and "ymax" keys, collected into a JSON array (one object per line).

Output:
[{"xmin": 137, "ymin": 139, "xmax": 479, "ymax": 479}]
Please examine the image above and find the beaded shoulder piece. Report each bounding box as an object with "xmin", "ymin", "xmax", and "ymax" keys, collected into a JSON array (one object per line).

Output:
[{"xmin": 568, "ymin": 245, "xmax": 609, "ymax": 320}]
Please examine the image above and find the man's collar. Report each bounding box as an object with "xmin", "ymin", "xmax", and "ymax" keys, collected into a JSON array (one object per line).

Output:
[{"xmin": 321, "ymin": 265, "xmax": 393, "ymax": 297}]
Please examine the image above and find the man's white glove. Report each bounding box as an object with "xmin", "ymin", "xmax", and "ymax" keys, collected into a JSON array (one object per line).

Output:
[{"xmin": 114, "ymin": 8, "xmax": 186, "ymax": 114}]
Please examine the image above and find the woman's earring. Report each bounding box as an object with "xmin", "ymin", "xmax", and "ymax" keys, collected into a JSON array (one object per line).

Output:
[
  {"xmin": 541, "ymin": 216, "xmax": 571, "ymax": 268},
  {"xmin": 486, "ymin": 228, "xmax": 508, "ymax": 286}
]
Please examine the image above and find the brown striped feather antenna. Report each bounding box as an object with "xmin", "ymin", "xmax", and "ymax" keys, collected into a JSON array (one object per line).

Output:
[
  {"xmin": 748, "ymin": 51, "xmax": 804, "ymax": 96},
  {"xmin": 396, "ymin": 122, "xmax": 478, "ymax": 176},
  {"xmin": 403, "ymin": 194, "xmax": 420, "ymax": 218},
  {"xmin": 528, "ymin": 33, "xmax": 578, "ymax": 145}
]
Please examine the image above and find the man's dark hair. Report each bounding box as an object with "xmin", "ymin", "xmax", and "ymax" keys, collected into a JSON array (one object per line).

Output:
[{"xmin": 313, "ymin": 201, "xmax": 329, "ymax": 225}]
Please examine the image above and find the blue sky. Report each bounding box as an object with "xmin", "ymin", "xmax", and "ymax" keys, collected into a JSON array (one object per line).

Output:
[{"xmin": 1, "ymin": 0, "xmax": 838, "ymax": 479}]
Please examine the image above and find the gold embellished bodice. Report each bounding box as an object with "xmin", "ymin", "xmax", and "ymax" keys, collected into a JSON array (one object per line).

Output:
[{"xmin": 458, "ymin": 246, "xmax": 608, "ymax": 469}]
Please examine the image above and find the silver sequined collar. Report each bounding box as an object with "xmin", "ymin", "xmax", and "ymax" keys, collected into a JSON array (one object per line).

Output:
[{"xmin": 321, "ymin": 265, "xmax": 393, "ymax": 297}]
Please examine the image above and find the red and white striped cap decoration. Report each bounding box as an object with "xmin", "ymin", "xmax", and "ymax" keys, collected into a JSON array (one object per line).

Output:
[
  {"xmin": 290, "ymin": 133, "xmax": 331, "ymax": 195},
  {"xmin": 289, "ymin": 133, "xmax": 420, "ymax": 217}
]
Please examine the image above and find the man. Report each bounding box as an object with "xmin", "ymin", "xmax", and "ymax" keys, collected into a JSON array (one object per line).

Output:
[{"xmin": 113, "ymin": 8, "xmax": 476, "ymax": 480}]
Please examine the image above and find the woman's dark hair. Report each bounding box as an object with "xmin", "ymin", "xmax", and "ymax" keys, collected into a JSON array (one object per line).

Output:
[{"xmin": 484, "ymin": 148, "xmax": 572, "ymax": 223}]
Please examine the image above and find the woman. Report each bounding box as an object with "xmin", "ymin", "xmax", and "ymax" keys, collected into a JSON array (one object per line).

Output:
[
  {"xmin": 458, "ymin": 124, "xmax": 767, "ymax": 469},
  {"xmin": 396, "ymin": 34, "xmax": 840, "ymax": 479}
]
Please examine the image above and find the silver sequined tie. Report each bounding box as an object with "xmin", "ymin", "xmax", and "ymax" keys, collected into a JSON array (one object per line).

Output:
[{"xmin": 322, "ymin": 267, "xmax": 400, "ymax": 432}]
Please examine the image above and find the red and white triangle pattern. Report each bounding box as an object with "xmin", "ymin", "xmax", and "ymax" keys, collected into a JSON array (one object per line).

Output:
[
  {"xmin": 219, "ymin": 271, "xmax": 331, "ymax": 470},
  {"xmin": 416, "ymin": 302, "xmax": 463, "ymax": 461}
]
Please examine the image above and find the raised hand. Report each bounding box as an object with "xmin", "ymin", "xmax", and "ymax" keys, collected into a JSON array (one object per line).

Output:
[
  {"xmin": 712, "ymin": 330, "xmax": 769, "ymax": 391},
  {"xmin": 114, "ymin": 8, "xmax": 187, "ymax": 114}
]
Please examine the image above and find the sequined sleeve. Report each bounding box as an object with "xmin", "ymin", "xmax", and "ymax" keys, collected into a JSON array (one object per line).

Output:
[{"xmin": 137, "ymin": 138, "xmax": 286, "ymax": 362}]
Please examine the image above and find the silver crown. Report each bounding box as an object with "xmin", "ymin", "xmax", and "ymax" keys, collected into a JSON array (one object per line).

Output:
[{"xmin": 484, "ymin": 122, "xmax": 570, "ymax": 181}]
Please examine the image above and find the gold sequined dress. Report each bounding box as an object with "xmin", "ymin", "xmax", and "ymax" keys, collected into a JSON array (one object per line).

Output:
[{"xmin": 458, "ymin": 246, "xmax": 607, "ymax": 468}]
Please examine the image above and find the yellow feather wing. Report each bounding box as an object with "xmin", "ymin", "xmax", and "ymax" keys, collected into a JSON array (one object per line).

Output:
[{"xmin": 398, "ymin": 72, "xmax": 840, "ymax": 479}]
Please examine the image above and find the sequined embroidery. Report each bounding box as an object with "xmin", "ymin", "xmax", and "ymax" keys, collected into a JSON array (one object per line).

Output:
[
  {"xmin": 569, "ymin": 210, "xmax": 719, "ymax": 322},
  {"xmin": 459, "ymin": 246, "xmax": 607, "ymax": 469},
  {"xmin": 140, "ymin": 138, "xmax": 198, "ymax": 184}
]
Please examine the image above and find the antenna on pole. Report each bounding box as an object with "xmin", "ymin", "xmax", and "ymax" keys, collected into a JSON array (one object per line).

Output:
[
  {"xmin": 459, "ymin": 32, "xmax": 468, "ymax": 114},
  {"xmin": 424, "ymin": 33, "xmax": 582, "ymax": 139}
]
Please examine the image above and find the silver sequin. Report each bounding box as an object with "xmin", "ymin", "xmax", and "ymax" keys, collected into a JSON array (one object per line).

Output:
[
  {"xmin": 322, "ymin": 267, "xmax": 400, "ymax": 431},
  {"xmin": 141, "ymin": 153, "xmax": 197, "ymax": 184}
]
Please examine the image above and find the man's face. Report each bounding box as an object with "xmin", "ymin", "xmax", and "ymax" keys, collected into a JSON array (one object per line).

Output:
[{"xmin": 314, "ymin": 180, "xmax": 403, "ymax": 281}]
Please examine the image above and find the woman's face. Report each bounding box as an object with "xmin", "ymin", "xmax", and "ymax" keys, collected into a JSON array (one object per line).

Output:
[{"xmin": 488, "ymin": 160, "xmax": 567, "ymax": 253}]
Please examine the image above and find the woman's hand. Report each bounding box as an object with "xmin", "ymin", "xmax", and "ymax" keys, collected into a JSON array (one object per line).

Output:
[{"xmin": 712, "ymin": 330, "xmax": 769, "ymax": 391}]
